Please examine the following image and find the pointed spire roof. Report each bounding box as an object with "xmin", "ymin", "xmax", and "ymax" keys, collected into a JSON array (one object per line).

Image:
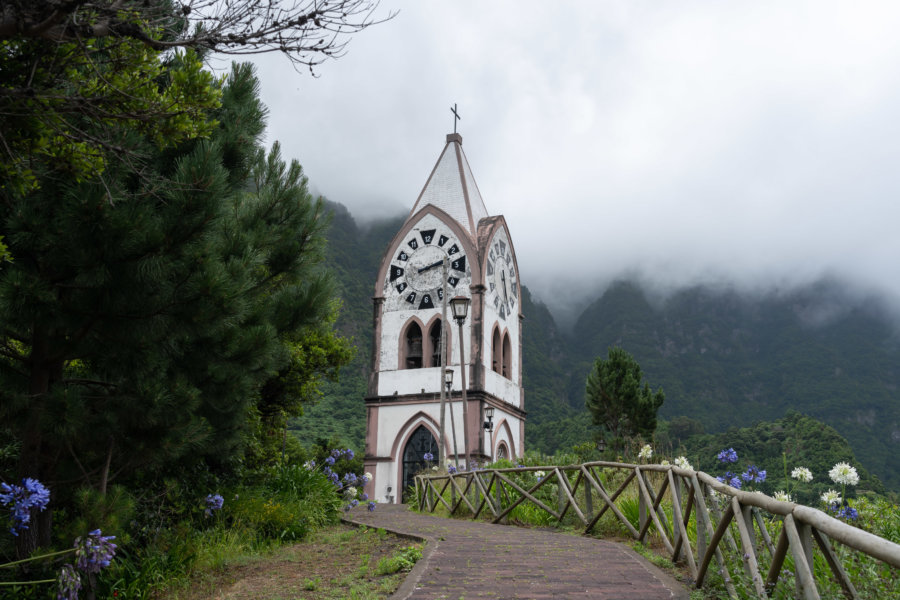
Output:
[{"xmin": 408, "ymin": 133, "xmax": 490, "ymax": 239}]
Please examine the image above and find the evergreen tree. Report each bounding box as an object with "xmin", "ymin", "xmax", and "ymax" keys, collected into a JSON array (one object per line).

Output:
[
  {"xmin": 585, "ymin": 347, "xmax": 665, "ymax": 449},
  {"xmin": 0, "ymin": 62, "xmax": 349, "ymax": 555}
]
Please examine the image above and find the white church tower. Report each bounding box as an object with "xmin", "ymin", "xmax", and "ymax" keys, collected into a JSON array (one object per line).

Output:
[{"xmin": 364, "ymin": 133, "xmax": 525, "ymax": 503}]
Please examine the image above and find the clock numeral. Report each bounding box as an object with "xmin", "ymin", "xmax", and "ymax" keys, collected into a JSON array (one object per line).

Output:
[
  {"xmin": 447, "ymin": 244, "xmax": 459, "ymax": 256},
  {"xmin": 405, "ymin": 291, "xmax": 417, "ymax": 304},
  {"xmin": 408, "ymin": 239, "xmax": 419, "ymax": 250},
  {"xmin": 397, "ymin": 251, "xmax": 409, "ymax": 262},
  {"xmin": 421, "ymin": 229, "xmax": 436, "ymax": 244},
  {"xmin": 450, "ymin": 255, "xmax": 466, "ymax": 272},
  {"xmin": 499, "ymin": 304, "xmax": 507, "ymax": 320},
  {"xmin": 489, "ymin": 250, "xmax": 495, "ymax": 262},
  {"xmin": 505, "ymin": 254, "xmax": 512, "ymax": 265},
  {"xmin": 487, "ymin": 261, "xmax": 494, "ymax": 276},
  {"xmin": 499, "ymin": 241, "xmax": 507, "ymax": 255},
  {"xmin": 438, "ymin": 234, "xmax": 449, "ymax": 246},
  {"xmin": 390, "ymin": 266, "xmax": 405, "ymax": 281},
  {"xmin": 489, "ymin": 282, "xmax": 496, "ymax": 292},
  {"xmin": 493, "ymin": 243, "xmax": 500, "ymax": 255},
  {"xmin": 448, "ymin": 276, "xmax": 459, "ymax": 288},
  {"xmin": 418, "ymin": 294, "xmax": 434, "ymax": 310},
  {"xmin": 437, "ymin": 288, "xmax": 443, "ymax": 300},
  {"xmin": 493, "ymin": 296, "xmax": 500, "ymax": 308},
  {"xmin": 396, "ymin": 282, "xmax": 408, "ymax": 294},
  {"xmin": 512, "ymin": 285, "xmax": 518, "ymax": 298}
]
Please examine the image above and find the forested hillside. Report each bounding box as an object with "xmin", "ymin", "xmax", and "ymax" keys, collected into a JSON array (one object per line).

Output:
[{"xmin": 297, "ymin": 201, "xmax": 900, "ymax": 491}]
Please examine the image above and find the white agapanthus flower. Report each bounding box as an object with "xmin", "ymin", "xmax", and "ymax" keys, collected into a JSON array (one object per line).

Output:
[
  {"xmin": 791, "ymin": 466, "xmax": 813, "ymax": 482},
  {"xmin": 345, "ymin": 486, "xmax": 357, "ymax": 498},
  {"xmin": 364, "ymin": 472, "xmax": 373, "ymax": 481},
  {"xmin": 674, "ymin": 456, "xmax": 694, "ymax": 471},
  {"xmin": 829, "ymin": 462, "xmax": 859, "ymax": 486},
  {"xmin": 821, "ymin": 489, "xmax": 841, "ymax": 505},
  {"xmin": 660, "ymin": 459, "xmax": 670, "ymax": 466},
  {"xmin": 638, "ymin": 444, "xmax": 653, "ymax": 460},
  {"xmin": 534, "ymin": 470, "xmax": 546, "ymax": 480},
  {"xmin": 773, "ymin": 490, "xmax": 792, "ymax": 503}
]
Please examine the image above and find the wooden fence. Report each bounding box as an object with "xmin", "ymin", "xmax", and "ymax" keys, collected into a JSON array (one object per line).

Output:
[{"xmin": 415, "ymin": 461, "xmax": 900, "ymax": 599}]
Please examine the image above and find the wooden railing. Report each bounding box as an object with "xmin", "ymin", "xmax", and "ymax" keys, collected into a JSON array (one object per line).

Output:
[{"xmin": 415, "ymin": 462, "xmax": 900, "ymax": 599}]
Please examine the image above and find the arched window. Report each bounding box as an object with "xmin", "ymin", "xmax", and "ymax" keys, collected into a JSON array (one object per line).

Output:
[
  {"xmin": 502, "ymin": 332, "xmax": 512, "ymax": 379},
  {"xmin": 404, "ymin": 322, "xmax": 423, "ymax": 369},
  {"xmin": 491, "ymin": 327, "xmax": 501, "ymax": 374},
  {"xmin": 402, "ymin": 425, "xmax": 437, "ymax": 502},
  {"xmin": 428, "ymin": 320, "xmax": 443, "ymax": 367},
  {"xmin": 497, "ymin": 442, "xmax": 509, "ymax": 460}
]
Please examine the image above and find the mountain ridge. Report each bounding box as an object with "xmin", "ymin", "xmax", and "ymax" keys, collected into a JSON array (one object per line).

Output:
[{"xmin": 293, "ymin": 200, "xmax": 900, "ymax": 490}]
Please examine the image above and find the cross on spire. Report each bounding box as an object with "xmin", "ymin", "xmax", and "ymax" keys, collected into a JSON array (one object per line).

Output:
[{"xmin": 451, "ymin": 103, "xmax": 461, "ymax": 134}]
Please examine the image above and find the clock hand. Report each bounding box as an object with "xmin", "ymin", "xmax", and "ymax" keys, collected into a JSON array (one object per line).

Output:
[
  {"xmin": 417, "ymin": 259, "xmax": 444, "ymax": 274},
  {"xmin": 501, "ymin": 270, "xmax": 509, "ymax": 304}
]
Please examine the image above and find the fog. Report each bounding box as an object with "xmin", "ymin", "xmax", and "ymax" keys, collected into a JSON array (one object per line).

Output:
[{"xmin": 250, "ymin": 1, "xmax": 900, "ymax": 319}]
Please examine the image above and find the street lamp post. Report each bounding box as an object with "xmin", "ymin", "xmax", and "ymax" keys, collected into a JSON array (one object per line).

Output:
[
  {"xmin": 483, "ymin": 405, "xmax": 494, "ymax": 458},
  {"xmin": 449, "ymin": 295, "xmax": 472, "ymax": 470},
  {"xmin": 438, "ymin": 259, "xmax": 450, "ymax": 466},
  {"xmin": 444, "ymin": 368, "xmax": 458, "ymax": 467}
]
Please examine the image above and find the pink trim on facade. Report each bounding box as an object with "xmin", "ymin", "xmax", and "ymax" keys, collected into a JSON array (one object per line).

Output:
[
  {"xmin": 492, "ymin": 418, "xmax": 517, "ymax": 459},
  {"xmin": 388, "ymin": 410, "xmax": 448, "ymax": 463},
  {"xmin": 372, "ymin": 204, "xmax": 482, "ymax": 298},
  {"xmin": 365, "ymin": 405, "xmax": 380, "ymax": 458},
  {"xmin": 454, "ymin": 142, "xmax": 477, "ymax": 234},
  {"xmin": 390, "ymin": 413, "xmax": 445, "ymax": 503}
]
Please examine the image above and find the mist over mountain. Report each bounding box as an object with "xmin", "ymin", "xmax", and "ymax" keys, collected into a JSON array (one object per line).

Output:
[{"xmin": 296, "ymin": 200, "xmax": 900, "ymax": 491}]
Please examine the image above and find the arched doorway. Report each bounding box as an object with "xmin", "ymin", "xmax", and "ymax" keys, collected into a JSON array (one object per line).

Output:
[{"xmin": 402, "ymin": 425, "xmax": 437, "ymax": 502}]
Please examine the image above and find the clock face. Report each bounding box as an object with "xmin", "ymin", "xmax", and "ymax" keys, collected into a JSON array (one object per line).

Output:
[
  {"xmin": 487, "ymin": 238, "xmax": 517, "ymax": 320},
  {"xmin": 388, "ymin": 228, "xmax": 467, "ymax": 311}
]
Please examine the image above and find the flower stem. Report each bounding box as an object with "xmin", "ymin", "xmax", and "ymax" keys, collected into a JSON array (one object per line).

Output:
[
  {"xmin": 0, "ymin": 548, "xmax": 74, "ymax": 569},
  {"xmin": 0, "ymin": 579, "xmax": 57, "ymax": 586}
]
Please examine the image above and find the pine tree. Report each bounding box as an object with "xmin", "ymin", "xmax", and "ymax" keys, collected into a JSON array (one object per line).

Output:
[
  {"xmin": 0, "ymin": 62, "xmax": 349, "ymax": 555},
  {"xmin": 585, "ymin": 347, "xmax": 665, "ymax": 450}
]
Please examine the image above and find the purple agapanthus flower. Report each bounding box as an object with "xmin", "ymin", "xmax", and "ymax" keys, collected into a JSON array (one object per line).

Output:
[
  {"xmin": 74, "ymin": 529, "xmax": 117, "ymax": 574},
  {"xmin": 741, "ymin": 465, "xmax": 766, "ymax": 484},
  {"xmin": 361, "ymin": 493, "xmax": 368, "ymax": 501},
  {"xmin": 343, "ymin": 472, "xmax": 358, "ymax": 485},
  {"xmin": 56, "ymin": 564, "xmax": 82, "ymax": 600},
  {"xmin": 423, "ymin": 452, "xmax": 434, "ymax": 461},
  {"xmin": 324, "ymin": 456, "xmax": 336, "ymax": 466},
  {"xmin": 448, "ymin": 465, "xmax": 457, "ymax": 475},
  {"xmin": 342, "ymin": 449, "xmax": 355, "ymax": 460},
  {"xmin": 204, "ymin": 494, "xmax": 224, "ymax": 517},
  {"xmin": 0, "ymin": 477, "xmax": 51, "ymax": 535},
  {"xmin": 717, "ymin": 472, "xmax": 742, "ymax": 489},
  {"xmin": 367, "ymin": 501, "xmax": 376, "ymax": 512},
  {"xmin": 834, "ymin": 504, "xmax": 859, "ymax": 520},
  {"xmin": 331, "ymin": 449, "xmax": 342, "ymax": 459},
  {"xmin": 717, "ymin": 448, "xmax": 739, "ymax": 464}
]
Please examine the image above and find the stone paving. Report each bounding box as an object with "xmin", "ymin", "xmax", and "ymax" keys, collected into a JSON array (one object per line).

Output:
[{"xmin": 344, "ymin": 504, "xmax": 690, "ymax": 600}]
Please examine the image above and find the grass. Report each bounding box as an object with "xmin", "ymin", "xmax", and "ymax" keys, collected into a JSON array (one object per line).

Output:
[{"xmin": 156, "ymin": 523, "xmax": 421, "ymax": 600}]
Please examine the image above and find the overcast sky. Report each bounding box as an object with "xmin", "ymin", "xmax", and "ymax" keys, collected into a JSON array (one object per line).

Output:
[{"xmin": 250, "ymin": 1, "xmax": 900, "ymax": 316}]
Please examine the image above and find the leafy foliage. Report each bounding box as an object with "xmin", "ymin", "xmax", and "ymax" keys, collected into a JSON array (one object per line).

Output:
[{"xmin": 0, "ymin": 1, "xmax": 389, "ymax": 197}]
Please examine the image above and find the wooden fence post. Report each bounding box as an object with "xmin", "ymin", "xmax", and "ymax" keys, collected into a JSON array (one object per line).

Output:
[{"xmin": 584, "ymin": 476, "xmax": 594, "ymax": 520}]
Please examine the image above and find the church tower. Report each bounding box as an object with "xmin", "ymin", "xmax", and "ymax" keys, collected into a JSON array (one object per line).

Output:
[{"xmin": 365, "ymin": 133, "xmax": 525, "ymax": 504}]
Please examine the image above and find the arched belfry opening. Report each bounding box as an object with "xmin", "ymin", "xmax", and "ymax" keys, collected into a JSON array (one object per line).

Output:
[
  {"xmin": 492, "ymin": 326, "xmax": 502, "ymax": 374},
  {"xmin": 428, "ymin": 320, "xmax": 443, "ymax": 367},
  {"xmin": 502, "ymin": 333, "xmax": 512, "ymax": 379},
  {"xmin": 403, "ymin": 321, "xmax": 423, "ymax": 369},
  {"xmin": 402, "ymin": 425, "xmax": 437, "ymax": 501}
]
